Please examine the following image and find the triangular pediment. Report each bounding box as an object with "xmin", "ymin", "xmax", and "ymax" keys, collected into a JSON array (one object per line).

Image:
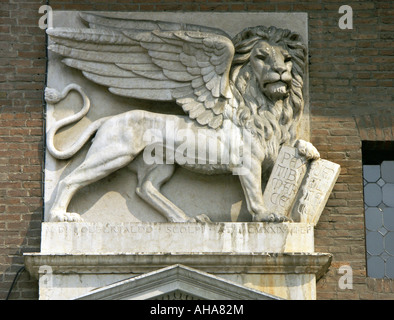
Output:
[{"xmin": 74, "ymin": 264, "xmax": 281, "ymax": 300}]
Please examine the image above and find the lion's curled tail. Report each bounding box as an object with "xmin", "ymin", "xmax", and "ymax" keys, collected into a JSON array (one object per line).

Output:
[{"xmin": 44, "ymin": 84, "xmax": 109, "ymax": 160}]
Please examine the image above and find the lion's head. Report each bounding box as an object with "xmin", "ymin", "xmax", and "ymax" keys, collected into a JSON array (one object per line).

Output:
[
  {"xmin": 229, "ymin": 26, "xmax": 306, "ymax": 151},
  {"xmin": 249, "ymin": 40, "xmax": 293, "ymax": 101}
]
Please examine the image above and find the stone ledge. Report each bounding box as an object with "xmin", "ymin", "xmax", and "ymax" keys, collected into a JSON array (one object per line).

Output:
[{"xmin": 24, "ymin": 252, "xmax": 332, "ymax": 280}]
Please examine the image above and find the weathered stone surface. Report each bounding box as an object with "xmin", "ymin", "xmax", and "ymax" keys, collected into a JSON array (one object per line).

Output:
[
  {"xmin": 74, "ymin": 264, "xmax": 280, "ymax": 300},
  {"xmin": 40, "ymin": 222, "xmax": 314, "ymax": 254},
  {"xmin": 44, "ymin": 11, "xmax": 312, "ymax": 224},
  {"xmin": 291, "ymin": 159, "xmax": 341, "ymax": 225},
  {"xmin": 263, "ymin": 146, "xmax": 309, "ymax": 218},
  {"xmin": 24, "ymin": 252, "xmax": 332, "ymax": 300},
  {"xmin": 263, "ymin": 146, "xmax": 340, "ymax": 225}
]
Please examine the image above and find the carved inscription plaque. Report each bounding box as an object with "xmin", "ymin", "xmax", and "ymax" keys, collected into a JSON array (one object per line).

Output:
[
  {"xmin": 291, "ymin": 159, "xmax": 340, "ymax": 225},
  {"xmin": 41, "ymin": 222, "xmax": 314, "ymax": 254},
  {"xmin": 263, "ymin": 146, "xmax": 309, "ymax": 217}
]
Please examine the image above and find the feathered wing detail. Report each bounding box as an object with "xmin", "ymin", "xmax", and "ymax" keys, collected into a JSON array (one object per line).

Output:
[
  {"xmin": 78, "ymin": 12, "xmax": 231, "ymax": 38},
  {"xmin": 47, "ymin": 13, "xmax": 235, "ymax": 129}
]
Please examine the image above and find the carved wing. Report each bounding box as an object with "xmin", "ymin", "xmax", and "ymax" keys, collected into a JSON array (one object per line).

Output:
[{"xmin": 47, "ymin": 13, "xmax": 235, "ymax": 129}]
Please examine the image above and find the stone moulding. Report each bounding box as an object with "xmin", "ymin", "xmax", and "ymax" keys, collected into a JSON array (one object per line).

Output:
[
  {"xmin": 74, "ymin": 264, "xmax": 280, "ymax": 300},
  {"xmin": 25, "ymin": 221, "xmax": 331, "ymax": 299},
  {"xmin": 24, "ymin": 251, "xmax": 331, "ymax": 299},
  {"xmin": 24, "ymin": 252, "xmax": 332, "ymax": 281}
]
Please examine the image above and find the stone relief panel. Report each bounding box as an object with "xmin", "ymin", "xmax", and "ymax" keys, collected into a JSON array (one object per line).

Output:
[{"xmin": 44, "ymin": 12, "xmax": 323, "ymax": 224}]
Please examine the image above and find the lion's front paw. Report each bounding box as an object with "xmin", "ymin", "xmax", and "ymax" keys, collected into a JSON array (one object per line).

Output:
[
  {"xmin": 194, "ymin": 214, "xmax": 212, "ymax": 223},
  {"xmin": 49, "ymin": 211, "xmax": 83, "ymax": 222},
  {"xmin": 295, "ymin": 139, "xmax": 320, "ymax": 160},
  {"xmin": 186, "ymin": 214, "xmax": 212, "ymax": 223},
  {"xmin": 253, "ymin": 212, "xmax": 291, "ymax": 223}
]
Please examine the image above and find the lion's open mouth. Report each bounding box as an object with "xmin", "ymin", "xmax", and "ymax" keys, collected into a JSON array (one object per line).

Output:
[{"xmin": 263, "ymin": 81, "xmax": 289, "ymax": 97}]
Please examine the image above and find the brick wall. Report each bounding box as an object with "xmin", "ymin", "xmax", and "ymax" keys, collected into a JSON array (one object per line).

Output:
[
  {"xmin": 0, "ymin": 0, "xmax": 46, "ymax": 299},
  {"xmin": 306, "ymin": 0, "xmax": 394, "ymax": 299},
  {"xmin": 0, "ymin": 0, "xmax": 392, "ymax": 300}
]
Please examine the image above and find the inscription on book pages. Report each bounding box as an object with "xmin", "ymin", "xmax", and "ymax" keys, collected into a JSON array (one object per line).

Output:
[{"xmin": 263, "ymin": 146, "xmax": 340, "ymax": 225}]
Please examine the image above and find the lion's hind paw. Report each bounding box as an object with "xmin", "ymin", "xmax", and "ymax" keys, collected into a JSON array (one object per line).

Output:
[
  {"xmin": 253, "ymin": 212, "xmax": 292, "ymax": 223},
  {"xmin": 194, "ymin": 214, "xmax": 212, "ymax": 223},
  {"xmin": 267, "ymin": 213, "xmax": 292, "ymax": 223},
  {"xmin": 49, "ymin": 211, "xmax": 83, "ymax": 222}
]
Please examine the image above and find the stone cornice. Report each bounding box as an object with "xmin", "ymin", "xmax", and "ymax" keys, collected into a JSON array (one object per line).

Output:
[{"xmin": 24, "ymin": 252, "xmax": 332, "ymax": 280}]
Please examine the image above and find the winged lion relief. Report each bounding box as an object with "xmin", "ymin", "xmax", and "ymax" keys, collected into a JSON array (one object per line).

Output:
[{"xmin": 44, "ymin": 12, "xmax": 320, "ymax": 223}]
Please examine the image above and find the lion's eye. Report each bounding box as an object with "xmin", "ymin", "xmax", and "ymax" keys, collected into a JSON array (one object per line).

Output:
[
  {"xmin": 284, "ymin": 56, "xmax": 292, "ymax": 63},
  {"xmin": 256, "ymin": 53, "xmax": 268, "ymax": 61}
]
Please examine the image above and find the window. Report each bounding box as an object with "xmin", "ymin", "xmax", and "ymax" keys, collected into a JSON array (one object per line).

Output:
[{"xmin": 362, "ymin": 141, "xmax": 394, "ymax": 279}]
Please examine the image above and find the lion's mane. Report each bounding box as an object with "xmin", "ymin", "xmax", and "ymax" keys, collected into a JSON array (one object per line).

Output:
[{"xmin": 229, "ymin": 26, "xmax": 307, "ymax": 163}]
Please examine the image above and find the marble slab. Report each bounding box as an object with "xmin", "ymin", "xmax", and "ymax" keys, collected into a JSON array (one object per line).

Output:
[{"xmin": 40, "ymin": 222, "xmax": 314, "ymax": 254}]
